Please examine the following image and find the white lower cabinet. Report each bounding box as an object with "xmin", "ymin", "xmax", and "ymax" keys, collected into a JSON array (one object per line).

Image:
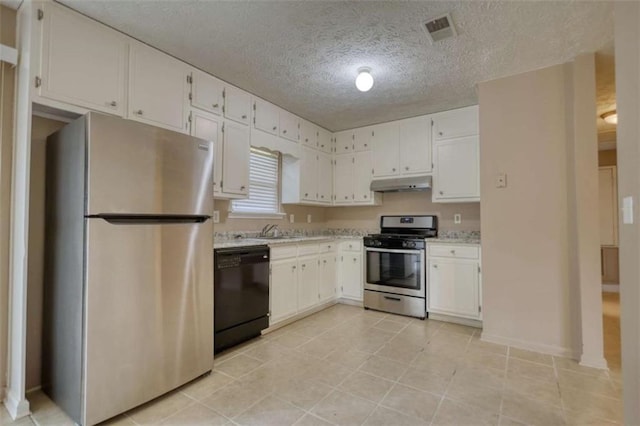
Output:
[
  {"xmin": 337, "ymin": 240, "xmax": 364, "ymax": 302},
  {"xmin": 427, "ymin": 244, "xmax": 482, "ymax": 321},
  {"xmin": 270, "ymin": 259, "xmax": 299, "ymax": 324},
  {"xmin": 269, "ymin": 242, "xmax": 337, "ymax": 326}
]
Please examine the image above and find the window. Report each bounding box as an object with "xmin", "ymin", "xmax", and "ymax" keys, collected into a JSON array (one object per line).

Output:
[{"xmin": 230, "ymin": 148, "xmax": 282, "ymax": 217}]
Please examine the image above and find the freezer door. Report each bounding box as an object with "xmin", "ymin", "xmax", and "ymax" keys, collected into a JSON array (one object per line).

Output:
[
  {"xmin": 86, "ymin": 113, "xmax": 213, "ymax": 216},
  {"xmin": 83, "ymin": 218, "xmax": 213, "ymax": 426}
]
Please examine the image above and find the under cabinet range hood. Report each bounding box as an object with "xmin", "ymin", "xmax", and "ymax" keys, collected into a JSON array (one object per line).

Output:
[{"xmin": 370, "ymin": 176, "xmax": 432, "ymax": 192}]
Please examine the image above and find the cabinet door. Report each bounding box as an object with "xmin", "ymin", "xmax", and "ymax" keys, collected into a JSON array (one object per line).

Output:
[
  {"xmin": 399, "ymin": 116, "xmax": 431, "ymax": 175},
  {"xmin": 354, "ymin": 127, "xmax": 373, "ymax": 151},
  {"xmin": 372, "ymin": 122, "xmax": 400, "ymax": 178},
  {"xmin": 280, "ymin": 110, "xmax": 299, "ymax": 142},
  {"xmin": 432, "ymin": 136, "xmax": 480, "ymax": 201},
  {"xmin": 253, "ymin": 98, "xmax": 280, "ymax": 135},
  {"xmin": 300, "ymin": 120, "xmax": 318, "ymax": 147},
  {"xmin": 190, "ymin": 111, "xmax": 222, "ymax": 195},
  {"xmin": 354, "ymin": 151, "xmax": 374, "ymax": 203},
  {"xmin": 427, "ymin": 258, "xmax": 480, "ymax": 319},
  {"xmin": 317, "ymin": 152, "xmax": 333, "ymax": 204},
  {"xmin": 298, "ymin": 256, "xmax": 319, "ymax": 311},
  {"xmin": 129, "ymin": 43, "xmax": 189, "ymax": 133},
  {"xmin": 300, "ymin": 146, "xmax": 318, "ymax": 202},
  {"xmin": 223, "ymin": 86, "xmax": 251, "ymax": 125},
  {"xmin": 333, "ymin": 154, "xmax": 354, "ymax": 204},
  {"xmin": 40, "ymin": 3, "xmax": 127, "ymax": 116},
  {"xmin": 340, "ymin": 254, "xmax": 362, "ymax": 301},
  {"xmin": 432, "ymin": 106, "xmax": 479, "ymax": 141},
  {"xmin": 222, "ymin": 121, "xmax": 250, "ymax": 196},
  {"xmin": 319, "ymin": 254, "xmax": 337, "ymax": 302},
  {"xmin": 271, "ymin": 259, "xmax": 298, "ymax": 323},
  {"xmin": 190, "ymin": 69, "xmax": 223, "ymax": 116},
  {"xmin": 599, "ymin": 167, "xmax": 618, "ymax": 246},
  {"xmin": 318, "ymin": 128, "xmax": 333, "ymax": 153},
  {"xmin": 335, "ymin": 130, "xmax": 354, "ymax": 153}
]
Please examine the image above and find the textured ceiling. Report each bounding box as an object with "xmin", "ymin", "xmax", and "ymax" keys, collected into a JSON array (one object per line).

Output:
[{"xmin": 59, "ymin": 0, "xmax": 614, "ymax": 131}]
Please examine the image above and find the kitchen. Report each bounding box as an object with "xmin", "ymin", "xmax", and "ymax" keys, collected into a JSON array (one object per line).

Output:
[{"xmin": 0, "ymin": 0, "xmax": 632, "ymax": 426}]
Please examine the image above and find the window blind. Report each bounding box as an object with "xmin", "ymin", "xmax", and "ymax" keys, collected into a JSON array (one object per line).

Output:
[{"xmin": 231, "ymin": 148, "xmax": 280, "ymax": 214}]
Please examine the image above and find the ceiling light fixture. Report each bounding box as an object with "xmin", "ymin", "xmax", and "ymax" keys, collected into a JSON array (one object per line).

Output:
[
  {"xmin": 355, "ymin": 67, "xmax": 374, "ymax": 92},
  {"xmin": 601, "ymin": 110, "xmax": 617, "ymax": 125}
]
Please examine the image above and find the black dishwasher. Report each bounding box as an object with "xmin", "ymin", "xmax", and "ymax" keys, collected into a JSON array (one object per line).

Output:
[{"xmin": 214, "ymin": 245, "xmax": 270, "ymax": 353}]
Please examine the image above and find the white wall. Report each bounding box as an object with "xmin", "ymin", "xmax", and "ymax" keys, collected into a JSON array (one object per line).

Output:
[
  {"xmin": 479, "ymin": 58, "xmax": 604, "ymax": 363},
  {"xmin": 614, "ymin": 2, "xmax": 640, "ymax": 423}
]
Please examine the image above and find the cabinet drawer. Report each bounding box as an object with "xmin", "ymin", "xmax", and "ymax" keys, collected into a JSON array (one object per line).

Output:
[
  {"xmin": 298, "ymin": 244, "xmax": 320, "ymax": 257},
  {"xmin": 340, "ymin": 240, "xmax": 362, "ymax": 253},
  {"xmin": 428, "ymin": 245, "xmax": 479, "ymax": 259},
  {"xmin": 318, "ymin": 241, "xmax": 336, "ymax": 253},
  {"xmin": 270, "ymin": 245, "xmax": 298, "ymax": 260}
]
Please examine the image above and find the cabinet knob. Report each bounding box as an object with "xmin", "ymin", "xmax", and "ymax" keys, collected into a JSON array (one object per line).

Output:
[
  {"xmin": 213, "ymin": 103, "xmax": 219, "ymax": 108},
  {"xmin": 364, "ymin": 143, "xmax": 368, "ymax": 147},
  {"xmin": 273, "ymin": 126, "xmax": 277, "ymax": 131},
  {"xmin": 344, "ymin": 196, "xmax": 348, "ymax": 199},
  {"xmin": 108, "ymin": 101, "xmax": 117, "ymax": 107},
  {"xmin": 242, "ymin": 114, "xmax": 247, "ymax": 119},
  {"xmin": 353, "ymin": 258, "xmax": 357, "ymax": 262},
  {"xmin": 392, "ymin": 168, "xmax": 396, "ymax": 172},
  {"xmin": 321, "ymin": 195, "xmax": 324, "ymax": 199},
  {"xmin": 302, "ymin": 264, "xmax": 306, "ymax": 268},
  {"xmin": 405, "ymin": 166, "xmax": 409, "ymax": 171},
  {"xmin": 433, "ymin": 264, "xmax": 438, "ymax": 268},
  {"xmin": 321, "ymin": 144, "xmax": 325, "ymax": 148},
  {"xmin": 292, "ymin": 265, "xmax": 296, "ymax": 270},
  {"xmin": 450, "ymin": 250, "xmax": 456, "ymax": 254},
  {"xmin": 305, "ymin": 138, "xmax": 309, "ymax": 142},
  {"xmin": 283, "ymin": 129, "xmax": 287, "ymax": 134},
  {"xmin": 439, "ymin": 132, "xmax": 443, "ymax": 136},
  {"xmin": 305, "ymin": 193, "xmax": 309, "ymax": 197},
  {"xmin": 241, "ymin": 185, "xmax": 246, "ymax": 190},
  {"xmin": 364, "ymin": 194, "xmax": 367, "ymax": 199},
  {"xmin": 324, "ymin": 260, "xmax": 327, "ymax": 264},
  {"xmin": 135, "ymin": 109, "xmax": 143, "ymax": 115},
  {"xmin": 439, "ymin": 191, "xmax": 444, "ymax": 195}
]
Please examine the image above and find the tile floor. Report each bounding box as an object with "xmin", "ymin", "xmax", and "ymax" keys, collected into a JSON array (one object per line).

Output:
[{"xmin": 2, "ymin": 304, "xmax": 623, "ymax": 426}]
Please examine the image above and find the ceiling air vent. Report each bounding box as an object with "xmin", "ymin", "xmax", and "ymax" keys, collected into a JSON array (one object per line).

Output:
[{"xmin": 423, "ymin": 13, "xmax": 457, "ymax": 43}]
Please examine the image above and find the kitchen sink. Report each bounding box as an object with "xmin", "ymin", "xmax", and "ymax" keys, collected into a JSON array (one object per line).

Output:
[{"xmin": 254, "ymin": 235, "xmax": 299, "ymax": 240}]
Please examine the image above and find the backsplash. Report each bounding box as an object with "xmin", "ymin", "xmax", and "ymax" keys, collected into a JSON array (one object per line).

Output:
[{"xmin": 214, "ymin": 228, "xmax": 377, "ymax": 240}]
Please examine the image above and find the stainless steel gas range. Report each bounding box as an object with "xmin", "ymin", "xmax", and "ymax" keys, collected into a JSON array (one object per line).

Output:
[{"xmin": 363, "ymin": 215, "xmax": 438, "ymax": 319}]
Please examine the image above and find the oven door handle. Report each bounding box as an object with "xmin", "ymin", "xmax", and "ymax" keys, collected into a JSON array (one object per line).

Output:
[{"xmin": 365, "ymin": 247, "xmax": 423, "ymax": 255}]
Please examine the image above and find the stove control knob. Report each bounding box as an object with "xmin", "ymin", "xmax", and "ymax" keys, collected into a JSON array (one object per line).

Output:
[
  {"xmin": 403, "ymin": 241, "xmax": 416, "ymax": 248},
  {"xmin": 374, "ymin": 240, "xmax": 382, "ymax": 247}
]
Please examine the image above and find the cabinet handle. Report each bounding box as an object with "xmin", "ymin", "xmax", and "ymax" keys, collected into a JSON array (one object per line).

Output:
[
  {"xmin": 439, "ymin": 132, "xmax": 443, "ymax": 136},
  {"xmin": 321, "ymin": 195, "xmax": 324, "ymax": 199},
  {"xmin": 405, "ymin": 166, "xmax": 409, "ymax": 171},
  {"xmin": 392, "ymin": 168, "xmax": 396, "ymax": 172},
  {"xmin": 364, "ymin": 143, "xmax": 368, "ymax": 147},
  {"xmin": 433, "ymin": 264, "xmax": 438, "ymax": 268},
  {"xmin": 364, "ymin": 194, "xmax": 367, "ymax": 199},
  {"xmin": 353, "ymin": 258, "xmax": 357, "ymax": 262},
  {"xmin": 273, "ymin": 126, "xmax": 277, "ymax": 131},
  {"xmin": 302, "ymin": 264, "xmax": 306, "ymax": 269},
  {"xmin": 323, "ymin": 260, "xmax": 327, "ymax": 264},
  {"xmin": 283, "ymin": 129, "xmax": 287, "ymax": 134},
  {"xmin": 242, "ymin": 114, "xmax": 247, "ymax": 119},
  {"xmin": 108, "ymin": 101, "xmax": 117, "ymax": 107},
  {"xmin": 241, "ymin": 185, "xmax": 246, "ymax": 190},
  {"xmin": 321, "ymin": 144, "xmax": 325, "ymax": 148},
  {"xmin": 344, "ymin": 196, "xmax": 348, "ymax": 200},
  {"xmin": 134, "ymin": 109, "xmax": 143, "ymax": 115},
  {"xmin": 305, "ymin": 193, "xmax": 309, "ymax": 197},
  {"xmin": 450, "ymin": 250, "xmax": 456, "ymax": 255},
  {"xmin": 439, "ymin": 191, "xmax": 444, "ymax": 195},
  {"xmin": 213, "ymin": 103, "xmax": 219, "ymax": 108},
  {"xmin": 305, "ymin": 138, "xmax": 309, "ymax": 142},
  {"xmin": 292, "ymin": 265, "xmax": 296, "ymax": 270}
]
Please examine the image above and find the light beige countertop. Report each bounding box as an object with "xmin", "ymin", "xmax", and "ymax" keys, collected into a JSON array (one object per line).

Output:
[
  {"xmin": 427, "ymin": 238, "xmax": 481, "ymax": 245},
  {"xmin": 214, "ymin": 235, "xmax": 362, "ymax": 249}
]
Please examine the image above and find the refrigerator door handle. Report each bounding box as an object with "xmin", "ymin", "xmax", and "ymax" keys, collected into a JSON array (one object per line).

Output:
[{"xmin": 87, "ymin": 214, "xmax": 210, "ymax": 224}]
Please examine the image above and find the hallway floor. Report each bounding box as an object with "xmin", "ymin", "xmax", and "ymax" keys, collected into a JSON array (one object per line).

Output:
[
  {"xmin": 2, "ymin": 304, "xmax": 623, "ymax": 425},
  {"xmin": 602, "ymin": 291, "xmax": 621, "ymax": 373}
]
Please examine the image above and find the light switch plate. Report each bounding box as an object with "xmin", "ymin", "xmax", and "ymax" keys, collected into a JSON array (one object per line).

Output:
[
  {"xmin": 454, "ymin": 214, "xmax": 461, "ymax": 224},
  {"xmin": 289, "ymin": 214, "xmax": 295, "ymax": 224},
  {"xmin": 496, "ymin": 173, "xmax": 507, "ymax": 188},
  {"xmin": 623, "ymin": 196, "xmax": 634, "ymax": 224},
  {"xmin": 213, "ymin": 210, "xmax": 220, "ymax": 224}
]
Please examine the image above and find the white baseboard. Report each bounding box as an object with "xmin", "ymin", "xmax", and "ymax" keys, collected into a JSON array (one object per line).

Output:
[
  {"xmin": 3, "ymin": 391, "xmax": 30, "ymax": 420},
  {"xmin": 480, "ymin": 332, "xmax": 576, "ymax": 359},
  {"xmin": 336, "ymin": 298, "xmax": 363, "ymax": 307},
  {"xmin": 428, "ymin": 313, "xmax": 482, "ymax": 328},
  {"xmin": 579, "ymin": 354, "xmax": 609, "ymax": 370},
  {"xmin": 602, "ymin": 284, "xmax": 619, "ymax": 293}
]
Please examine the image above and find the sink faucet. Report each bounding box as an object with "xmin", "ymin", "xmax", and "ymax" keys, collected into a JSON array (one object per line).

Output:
[{"xmin": 260, "ymin": 224, "xmax": 279, "ymax": 237}]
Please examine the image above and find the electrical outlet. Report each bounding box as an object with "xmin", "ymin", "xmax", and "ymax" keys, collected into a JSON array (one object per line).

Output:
[
  {"xmin": 213, "ymin": 210, "xmax": 220, "ymax": 224},
  {"xmin": 289, "ymin": 214, "xmax": 295, "ymax": 224},
  {"xmin": 307, "ymin": 214, "xmax": 312, "ymax": 223},
  {"xmin": 454, "ymin": 214, "xmax": 461, "ymax": 224},
  {"xmin": 496, "ymin": 173, "xmax": 507, "ymax": 188}
]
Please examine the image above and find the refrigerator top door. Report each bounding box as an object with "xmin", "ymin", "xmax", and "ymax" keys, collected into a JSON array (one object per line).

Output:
[{"xmin": 86, "ymin": 113, "xmax": 213, "ymax": 216}]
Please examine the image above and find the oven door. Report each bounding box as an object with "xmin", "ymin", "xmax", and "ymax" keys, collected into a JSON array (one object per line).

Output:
[{"xmin": 364, "ymin": 247, "xmax": 425, "ymax": 298}]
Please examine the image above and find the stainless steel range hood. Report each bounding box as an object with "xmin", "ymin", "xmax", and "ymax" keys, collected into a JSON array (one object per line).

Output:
[{"xmin": 370, "ymin": 176, "xmax": 432, "ymax": 192}]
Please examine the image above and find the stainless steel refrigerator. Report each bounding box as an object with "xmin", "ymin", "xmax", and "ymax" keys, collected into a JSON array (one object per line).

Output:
[{"xmin": 43, "ymin": 113, "xmax": 214, "ymax": 426}]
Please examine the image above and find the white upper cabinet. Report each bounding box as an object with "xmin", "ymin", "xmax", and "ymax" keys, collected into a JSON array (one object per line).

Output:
[
  {"xmin": 317, "ymin": 128, "xmax": 333, "ymax": 153},
  {"xmin": 432, "ymin": 105, "xmax": 479, "ymax": 141},
  {"xmin": 335, "ymin": 130, "xmax": 354, "ymax": 153},
  {"xmin": 253, "ymin": 98, "xmax": 279, "ymax": 135},
  {"xmin": 317, "ymin": 152, "xmax": 333, "ymax": 204},
  {"xmin": 354, "ymin": 127, "xmax": 373, "ymax": 151},
  {"xmin": 300, "ymin": 146, "xmax": 318, "ymax": 202},
  {"xmin": 221, "ymin": 120, "xmax": 250, "ymax": 196},
  {"xmin": 399, "ymin": 116, "xmax": 432, "ymax": 175},
  {"xmin": 432, "ymin": 136, "xmax": 480, "ymax": 202},
  {"xmin": 279, "ymin": 110, "xmax": 299, "ymax": 142},
  {"xmin": 128, "ymin": 42, "xmax": 189, "ymax": 133},
  {"xmin": 189, "ymin": 110, "xmax": 222, "ymax": 195},
  {"xmin": 39, "ymin": 2, "xmax": 127, "ymax": 116},
  {"xmin": 333, "ymin": 154, "xmax": 354, "ymax": 204},
  {"xmin": 223, "ymin": 86, "xmax": 251, "ymax": 126},
  {"xmin": 372, "ymin": 122, "xmax": 400, "ymax": 178},
  {"xmin": 300, "ymin": 120, "xmax": 318, "ymax": 147},
  {"xmin": 190, "ymin": 69, "xmax": 223, "ymax": 116},
  {"xmin": 354, "ymin": 151, "xmax": 375, "ymax": 203}
]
